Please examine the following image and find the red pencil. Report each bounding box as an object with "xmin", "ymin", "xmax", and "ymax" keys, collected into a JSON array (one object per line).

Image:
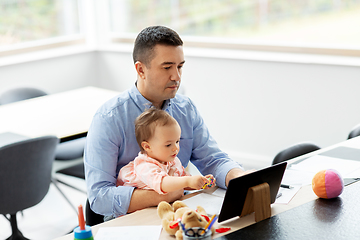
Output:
[{"xmin": 78, "ymin": 205, "xmax": 85, "ymax": 230}]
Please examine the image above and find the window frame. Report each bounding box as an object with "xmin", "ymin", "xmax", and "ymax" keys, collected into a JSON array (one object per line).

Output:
[
  {"xmin": 0, "ymin": 35, "xmax": 85, "ymax": 57},
  {"xmin": 111, "ymin": 33, "xmax": 360, "ymax": 57}
]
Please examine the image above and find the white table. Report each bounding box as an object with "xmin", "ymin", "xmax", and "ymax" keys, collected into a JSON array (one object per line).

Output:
[{"xmin": 0, "ymin": 86, "xmax": 119, "ymax": 139}]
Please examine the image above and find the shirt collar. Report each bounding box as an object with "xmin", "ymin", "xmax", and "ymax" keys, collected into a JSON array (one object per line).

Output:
[
  {"xmin": 130, "ymin": 83, "xmax": 172, "ymax": 111},
  {"xmin": 129, "ymin": 83, "xmax": 152, "ymax": 112},
  {"xmin": 162, "ymin": 99, "xmax": 171, "ymax": 111}
]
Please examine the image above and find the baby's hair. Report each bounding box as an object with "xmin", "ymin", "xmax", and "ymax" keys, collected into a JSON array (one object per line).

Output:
[{"xmin": 135, "ymin": 108, "xmax": 178, "ymax": 153}]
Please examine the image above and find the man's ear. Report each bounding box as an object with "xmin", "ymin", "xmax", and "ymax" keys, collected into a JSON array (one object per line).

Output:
[
  {"xmin": 135, "ymin": 61, "xmax": 146, "ymax": 79},
  {"xmin": 141, "ymin": 141, "xmax": 151, "ymax": 152}
]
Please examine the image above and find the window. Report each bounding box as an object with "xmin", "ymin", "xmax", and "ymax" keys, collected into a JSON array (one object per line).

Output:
[
  {"xmin": 0, "ymin": 0, "xmax": 83, "ymax": 54},
  {"xmin": 1, "ymin": 1, "xmax": 360, "ymax": 57},
  {"xmin": 110, "ymin": 0, "xmax": 360, "ymax": 56}
]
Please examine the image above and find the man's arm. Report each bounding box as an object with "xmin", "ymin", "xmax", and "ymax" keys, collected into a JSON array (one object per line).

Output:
[
  {"xmin": 225, "ymin": 168, "xmax": 255, "ymax": 187},
  {"xmin": 127, "ymin": 188, "xmax": 183, "ymax": 213}
]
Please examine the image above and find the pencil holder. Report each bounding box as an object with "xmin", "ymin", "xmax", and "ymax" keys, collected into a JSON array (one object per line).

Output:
[
  {"xmin": 74, "ymin": 225, "xmax": 94, "ymax": 240},
  {"xmin": 182, "ymin": 227, "xmax": 212, "ymax": 240}
]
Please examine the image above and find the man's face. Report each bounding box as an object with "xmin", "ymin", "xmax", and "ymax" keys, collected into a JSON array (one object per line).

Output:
[{"xmin": 138, "ymin": 44, "xmax": 185, "ymax": 108}]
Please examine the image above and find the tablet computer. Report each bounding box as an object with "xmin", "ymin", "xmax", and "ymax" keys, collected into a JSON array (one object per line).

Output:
[{"xmin": 218, "ymin": 162, "xmax": 287, "ymax": 223}]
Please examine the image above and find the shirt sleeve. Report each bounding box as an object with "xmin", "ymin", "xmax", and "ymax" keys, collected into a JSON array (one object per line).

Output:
[{"xmin": 84, "ymin": 111, "xmax": 134, "ymax": 218}]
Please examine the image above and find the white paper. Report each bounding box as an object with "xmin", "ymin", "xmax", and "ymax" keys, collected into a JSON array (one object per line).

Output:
[
  {"xmin": 290, "ymin": 155, "xmax": 360, "ymax": 178},
  {"xmin": 211, "ymin": 188, "xmax": 226, "ymax": 198},
  {"xmin": 345, "ymin": 167, "xmax": 360, "ymax": 178},
  {"xmin": 281, "ymin": 169, "xmax": 314, "ymax": 186},
  {"xmin": 274, "ymin": 184, "xmax": 302, "ymax": 204},
  {"xmin": 95, "ymin": 225, "xmax": 162, "ymax": 240},
  {"xmin": 341, "ymin": 140, "xmax": 360, "ymax": 150},
  {"xmin": 182, "ymin": 193, "xmax": 223, "ymax": 215}
]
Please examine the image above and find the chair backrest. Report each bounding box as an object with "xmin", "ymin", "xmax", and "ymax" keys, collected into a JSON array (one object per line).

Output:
[
  {"xmin": 56, "ymin": 162, "xmax": 85, "ymax": 179},
  {"xmin": 272, "ymin": 142, "xmax": 321, "ymax": 165},
  {"xmin": 348, "ymin": 123, "xmax": 360, "ymax": 140},
  {"xmin": 0, "ymin": 136, "xmax": 59, "ymax": 215},
  {"xmin": 0, "ymin": 87, "xmax": 48, "ymax": 105},
  {"xmin": 55, "ymin": 136, "xmax": 87, "ymax": 160}
]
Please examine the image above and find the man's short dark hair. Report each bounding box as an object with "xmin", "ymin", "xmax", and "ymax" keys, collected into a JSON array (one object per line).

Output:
[{"xmin": 133, "ymin": 26, "xmax": 183, "ymax": 67}]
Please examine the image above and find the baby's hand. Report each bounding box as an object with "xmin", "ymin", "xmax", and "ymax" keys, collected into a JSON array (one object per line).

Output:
[
  {"xmin": 202, "ymin": 174, "xmax": 216, "ymax": 189},
  {"xmin": 187, "ymin": 175, "xmax": 209, "ymax": 190}
]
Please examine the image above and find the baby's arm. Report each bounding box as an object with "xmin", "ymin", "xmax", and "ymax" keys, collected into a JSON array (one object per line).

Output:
[{"xmin": 161, "ymin": 175, "xmax": 208, "ymax": 193}]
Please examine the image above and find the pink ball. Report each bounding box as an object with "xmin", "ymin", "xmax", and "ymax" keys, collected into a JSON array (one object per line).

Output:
[{"xmin": 312, "ymin": 169, "xmax": 344, "ymax": 199}]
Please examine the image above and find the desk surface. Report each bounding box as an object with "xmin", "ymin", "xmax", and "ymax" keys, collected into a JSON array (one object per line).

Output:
[
  {"xmin": 0, "ymin": 86, "xmax": 119, "ymax": 139},
  {"xmin": 217, "ymin": 181, "xmax": 360, "ymax": 240},
  {"xmin": 54, "ymin": 137, "xmax": 360, "ymax": 240},
  {"xmin": 53, "ymin": 137, "xmax": 360, "ymax": 240}
]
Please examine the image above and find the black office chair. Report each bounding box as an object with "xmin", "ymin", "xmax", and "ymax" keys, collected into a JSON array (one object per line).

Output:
[
  {"xmin": 0, "ymin": 87, "xmax": 47, "ymax": 105},
  {"xmin": 55, "ymin": 160, "xmax": 104, "ymax": 226},
  {"xmin": 0, "ymin": 135, "xmax": 59, "ymax": 240},
  {"xmin": 56, "ymin": 161, "xmax": 85, "ymax": 179},
  {"xmin": 272, "ymin": 142, "xmax": 321, "ymax": 165},
  {"xmin": 56, "ymin": 167, "xmax": 104, "ymax": 226},
  {"xmin": 0, "ymin": 86, "xmax": 87, "ymax": 164},
  {"xmin": 0, "ymin": 87, "xmax": 87, "ymax": 213},
  {"xmin": 56, "ymin": 165, "xmax": 104, "ymax": 226},
  {"xmin": 347, "ymin": 123, "xmax": 360, "ymax": 139},
  {"xmin": 54, "ymin": 135, "xmax": 87, "ymax": 194},
  {"xmin": 52, "ymin": 133, "xmax": 87, "ymax": 215}
]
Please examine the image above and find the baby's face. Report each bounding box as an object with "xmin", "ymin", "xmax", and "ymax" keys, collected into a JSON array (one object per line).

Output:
[{"xmin": 146, "ymin": 122, "xmax": 181, "ymax": 163}]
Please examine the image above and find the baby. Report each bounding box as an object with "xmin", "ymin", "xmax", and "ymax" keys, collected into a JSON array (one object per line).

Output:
[{"xmin": 117, "ymin": 108, "xmax": 216, "ymax": 194}]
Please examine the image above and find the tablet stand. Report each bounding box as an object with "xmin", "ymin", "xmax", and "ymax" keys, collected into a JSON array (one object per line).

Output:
[{"xmin": 240, "ymin": 182, "xmax": 271, "ymax": 222}]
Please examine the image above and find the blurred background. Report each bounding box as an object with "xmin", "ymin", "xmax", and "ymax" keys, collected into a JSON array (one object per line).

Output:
[
  {"xmin": 1, "ymin": 0, "xmax": 360, "ymax": 47},
  {"xmin": 1, "ymin": 0, "xmax": 360, "ymax": 168}
]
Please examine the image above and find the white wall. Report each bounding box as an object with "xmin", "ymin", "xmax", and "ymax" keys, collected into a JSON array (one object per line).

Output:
[
  {"xmin": 94, "ymin": 50, "xmax": 136, "ymax": 91},
  {"xmin": 183, "ymin": 56, "xmax": 360, "ymax": 166},
  {"xmin": 1, "ymin": 49, "xmax": 360, "ymax": 169},
  {"xmin": 0, "ymin": 51, "xmax": 97, "ymax": 94},
  {"xmin": 95, "ymin": 50, "xmax": 360, "ymax": 169}
]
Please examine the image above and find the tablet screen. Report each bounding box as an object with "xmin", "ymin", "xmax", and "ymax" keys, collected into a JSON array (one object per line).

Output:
[{"xmin": 218, "ymin": 162, "xmax": 287, "ymax": 223}]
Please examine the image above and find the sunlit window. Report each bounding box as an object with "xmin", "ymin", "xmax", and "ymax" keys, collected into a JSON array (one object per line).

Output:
[
  {"xmin": 110, "ymin": 0, "xmax": 360, "ymax": 50},
  {"xmin": 0, "ymin": 0, "xmax": 81, "ymax": 46},
  {"xmin": 1, "ymin": 0, "xmax": 360, "ymax": 55}
]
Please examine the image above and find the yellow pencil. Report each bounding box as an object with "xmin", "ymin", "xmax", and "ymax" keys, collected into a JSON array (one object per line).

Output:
[{"xmin": 201, "ymin": 214, "xmax": 216, "ymax": 235}]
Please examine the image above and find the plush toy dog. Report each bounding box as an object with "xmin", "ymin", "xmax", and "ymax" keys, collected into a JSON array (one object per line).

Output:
[{"xmin": 157, "ymin": 200, "xmax": 215, "ymax": 240}]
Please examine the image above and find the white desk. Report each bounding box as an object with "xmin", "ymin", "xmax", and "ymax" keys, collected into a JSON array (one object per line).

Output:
[
  {"xmin": 53, "ymin": 136, "xmax": 360, "ymax": 240},
  {"xmin": 0, "ymin": 86, "xmax": 119, "ymax": 139}
]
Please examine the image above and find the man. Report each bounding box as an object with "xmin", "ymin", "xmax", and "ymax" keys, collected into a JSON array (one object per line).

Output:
[{"xmin": 84, "ymin": 26, "xmax": 249, "ymax": 220}]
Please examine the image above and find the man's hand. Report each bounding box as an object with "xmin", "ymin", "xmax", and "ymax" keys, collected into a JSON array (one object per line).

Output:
[
  {"xmin": 225, "ymin": 168, "xmax": 255, "ymax": 187},
  {"xmin": 127, "ymin": 188, "xmax": 183, "ymax": 213}
]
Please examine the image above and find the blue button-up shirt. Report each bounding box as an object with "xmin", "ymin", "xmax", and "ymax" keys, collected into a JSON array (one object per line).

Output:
[{"xmin": 84, "ymin": 84, "xmax": 243, "ymax": 218}]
